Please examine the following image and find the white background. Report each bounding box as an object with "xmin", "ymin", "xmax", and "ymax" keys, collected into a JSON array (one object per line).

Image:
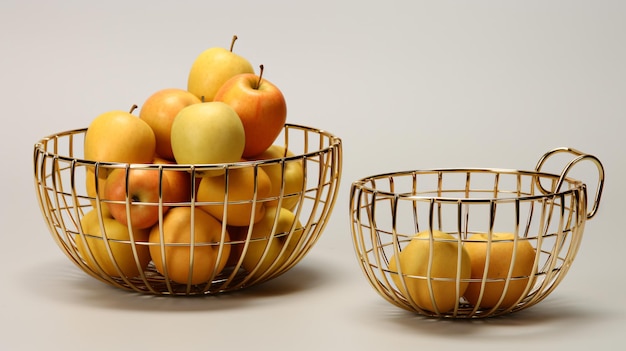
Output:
[{"xmin": 1, "ymin": 1, "xmax": 624, "ymax": 350}]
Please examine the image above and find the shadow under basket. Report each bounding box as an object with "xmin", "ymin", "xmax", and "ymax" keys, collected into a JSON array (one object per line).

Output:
[
  {"xmin": 34, "ymin": 123, "xmax": 342, "ymax": 295},
  {"xmin": 349, "ymin": 147, "xmax": 604, "ymax": 318}
]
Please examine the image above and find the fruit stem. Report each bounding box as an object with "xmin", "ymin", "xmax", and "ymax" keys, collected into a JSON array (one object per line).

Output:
[
  {"xmin": 229, "ymin": 35, "xmax": 238, "ymax": 52},
  {"xmin": 129, "ymin": 104, "xmax": 138, "ymax": 114},
  {"xmin": 256, "ymin": 64, "xmax": 264, "ymax": 89}
]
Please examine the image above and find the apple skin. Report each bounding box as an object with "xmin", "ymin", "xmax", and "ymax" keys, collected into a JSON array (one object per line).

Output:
[
  {"xmin": 170, "ymin": 102, "xmax": 246, "ymax": 171},
  {"xmin": 249, "ymin": 145, "xmax": 305, "ymax": 210},
  {"xmin": 187, "ymin": 46, "xmax": 254, "ymax": 102},
  {"xmin": 139, "ymin": 88, "xmax": 201, "ymax": 161},
  {"xmin": 85, "ymin": 166, "xmax": 110, "ymax": 210},
  {"xmin": 463, "ymin": 232, "xmax": 537, "ymax": 309},
  {"xmin": 214, "ymin": 73, "xmax": 287, "ymax": 157},
  {"xmin": 84, "ymin": 109, "xmax": 156, "ymax": 165},
  {"xmin": 104, "ymin": 167, "xmax": 172, "ymax": 229},
  {"xmin": 233, "ymin": 206, "xmax": 304, "ymax": 278},
  {"xmin": 153, "ymin": 157, "xmax": 192, "ymax": 205},
  {"xmin": 77, "ymin": 208, "xmax": 151, "ymax": 278},
  {"xmin": 149, "ymin": 207, "xmax": 231, "ymax": 285},
  {"xmin": 388, "ymin": 230, "xmax": 471, "ymax": 314},
  {"xmin": 196, "ymin": 165, "xmax": 272, "ymax": 226}
]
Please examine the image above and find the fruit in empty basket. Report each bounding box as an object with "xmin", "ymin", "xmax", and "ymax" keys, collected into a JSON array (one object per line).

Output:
[
  {"xmin": 389, "ymin": 230, "xmax": 471, "ymax": 314},
  {"xmin": 463, "ymin": 232, "xmax": 537, "ymax": 309}
]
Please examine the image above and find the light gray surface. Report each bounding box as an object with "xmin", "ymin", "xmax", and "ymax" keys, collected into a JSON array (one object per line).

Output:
[{"xmin": 2, "ymin": 1, "xmax": 624, "ymax": 350}]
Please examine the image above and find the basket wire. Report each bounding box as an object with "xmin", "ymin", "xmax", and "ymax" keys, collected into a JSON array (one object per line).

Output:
[
  {"xmin": 350, "ymin": 148, "xmax": 604, "ymax": 318},
  {"xmin": 34, "ymin": 123, "xmax": 342, "ymax": 295}
]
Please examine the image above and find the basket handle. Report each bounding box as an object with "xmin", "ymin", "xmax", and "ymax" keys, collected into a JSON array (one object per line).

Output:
[{"xmin": 534, "ymin": 147, "xmax": 605, "ymax": 219}]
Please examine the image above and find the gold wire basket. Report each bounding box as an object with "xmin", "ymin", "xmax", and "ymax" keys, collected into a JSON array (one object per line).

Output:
[
  {"xmin": 349, "ymin": 147, "xmax": 604, "ymax": 318},
  {"xmin": 34, "ymin": 123, "xmax": 342, "ymax": 295}
]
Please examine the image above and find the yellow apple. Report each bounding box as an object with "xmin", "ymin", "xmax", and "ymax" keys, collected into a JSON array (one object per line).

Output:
[
  {"xmin": 236, "ymin": 206, "xmax": 304, "ymax": 277},
  {"xmin": 214, "ymin": 65, "xmax": 287, "ymax": 157},
  {"xmin": 187, "ymin": 35, "xmax": 254, "ymax": 102},
  {"xmin": 104, "ymin": 167, "xmax": 172, "ymax": 229},
  {"xmin": 77, "ymin": 208, "xmax": 151, "ymax": 278},
  {"xmin": 85, "ymin": 165, "xmax": 109, "ymax": 209},
  {"xmin": 149, "ymin": 207, "xmax": 231, "ymax": 285},
  {"xmin": 249, "ymin": 144, "xmax": 305, "ymax": 210},
  {"xmin": 139, "ymin": 88, "xmax": 202, "ymax": 161},
  {"xmin": 196, "ymin": 165, "xmax": 272, "ymax": 226},
  {"xmin": 388, "ymin": 230, "xmax": 471, "ymax": 314},
  {"xmin": 463, "ymin": 232, "xmax": 537, "ymax": 309},
  {"xmin": 84, "ymin": 108, "xmax": 156, "ymax": 164},
  {"xmin": 170, "ymin": 102, "xmax": 245, "ymax": 171}
]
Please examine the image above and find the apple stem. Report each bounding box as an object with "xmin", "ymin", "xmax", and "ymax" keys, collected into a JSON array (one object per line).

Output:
[
  {"xmin": 256, "ymin": 64, "xmax": 264, "ymax": 89},
  {"xmin": 229, "ymin": 35, "xmax": 238, "ymax": 52},
  {"xmin": 129, "ymin": 104, "xmax": 138, "ymax": 114}
]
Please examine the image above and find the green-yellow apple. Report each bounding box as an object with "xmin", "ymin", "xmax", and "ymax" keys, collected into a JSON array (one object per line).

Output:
[
  {"xmin": 389, "ymin": 230, "xmax": 471, "ymax": 314},
  {"xmin": 187, "ymin": 35, "xmax": 254, "ymax": 102},
  {"xmin": 170, "ymin": 102, "xmax": 246, "ymax": 172},
  {"xmin": 84, "ymin": 107, "xmax": 156, "ymax": 165},
  {"xmin": 104, "ymin": 167, "xmax": 172, "ymax": 229},
  {"xmin": 77, "ymin": 208, "xmax": 151, "ymax": 278},
  {"xmin": 463, "ymin": 232, "xmax": 536, "ymax": 309},
  {"xmin": 139, "ymin": 88, "xmax": 201, "ymax": 161},
  {"xmin": 196, "ymin": 165, "xmax": 272, "ymax": 226},
  {"xmin": 248, "ymin": 144, "xmax": 305, "ymax": 210},
  {"xmin": 149, "ymin": 207, "xmax": 231, "ymax": 285},
  {"xmin": 214, "ymin": 65, "xmax": 287, "ymax": 157},
  {"xmin": 236, "ymin": 206, "xmax": 304, "ymax": 277}
]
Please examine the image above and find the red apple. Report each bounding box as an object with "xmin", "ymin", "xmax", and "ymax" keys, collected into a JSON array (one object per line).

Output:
[
  {"xmin": 104, "ymin": 167, "xmax": 172, "ymax": 229},
  {"xmin": 153, "ymin": 157, "xmax": 192, "ymax": 205},
  {"xmin": 214, "ymin": 65, "xmax": 287, "ymax": 158}
]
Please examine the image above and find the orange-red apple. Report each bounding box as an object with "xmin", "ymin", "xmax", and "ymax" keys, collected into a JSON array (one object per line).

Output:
[
  {"xmin": 139, "ymin": 88, "xmax": 201, "ymax": 161},
  {"xmin": 104, "ymin": 167, "xmax": 172, "ymax": 229},
  {"xmin": 214, "ymin": 65, "xmax": 287, "ymax": 158}
]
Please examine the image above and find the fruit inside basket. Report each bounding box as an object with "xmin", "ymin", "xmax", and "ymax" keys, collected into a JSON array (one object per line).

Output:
[
  {"xmin": 349, "ymin": 147, "xmax": 604, "ymax": 318},
  {"xmin": 34, "ymin": 123, "xmax": 342, "ymax": 295}
]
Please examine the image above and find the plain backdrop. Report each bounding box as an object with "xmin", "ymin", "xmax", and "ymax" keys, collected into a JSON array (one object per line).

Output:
[{"xmin": 1, "ymin": 1, "xmax": 624, "ymax": 350}]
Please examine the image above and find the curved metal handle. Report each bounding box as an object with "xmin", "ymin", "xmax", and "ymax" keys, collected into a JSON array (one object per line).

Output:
[{"xmin": 535, "ymin": 147, "xmax": 605, "ymax": 219}]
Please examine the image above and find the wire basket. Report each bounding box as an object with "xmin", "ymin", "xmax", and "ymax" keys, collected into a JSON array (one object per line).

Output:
[
  {"xmin": 349, "ymin": 147, "xmax": 604, "ymax": 318},
  {"xmin": 34, "ymin": 123, "xmax": 342, "ymax": 295}
]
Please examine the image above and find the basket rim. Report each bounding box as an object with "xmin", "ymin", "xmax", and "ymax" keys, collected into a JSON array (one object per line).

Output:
[
  {"xmin": 33, "ymin": 123, "xmax": 342, "ymax": 170},
  {"xmin": 350, "ymin": 167, "xmax": 585, "ymax": 203}
]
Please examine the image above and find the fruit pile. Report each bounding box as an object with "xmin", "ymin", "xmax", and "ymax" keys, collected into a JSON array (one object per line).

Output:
[
  {"xmin": 78, "ymin": 36, "xmax": 307, "ymax": 285},
  {"xmin": 389, "ymin": 230, "xmax": 537, "ymax": 313}
]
